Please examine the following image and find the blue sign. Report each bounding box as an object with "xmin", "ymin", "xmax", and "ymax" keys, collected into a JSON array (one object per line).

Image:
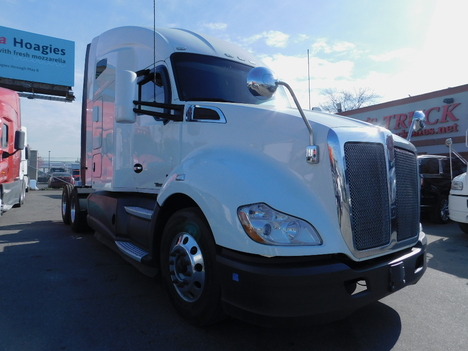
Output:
[{"xmin": 0, "ymin": 26, "xmax": 74, "ymax": 87}]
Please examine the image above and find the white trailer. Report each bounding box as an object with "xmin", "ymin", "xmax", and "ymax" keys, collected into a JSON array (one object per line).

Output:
[
  {"xmin": 20, "ymin": 126, "xmax": 29, "ymax": 193},
  {"xmin": 61, "ymin": 26, "xmax": 427, "ymax": 326}
]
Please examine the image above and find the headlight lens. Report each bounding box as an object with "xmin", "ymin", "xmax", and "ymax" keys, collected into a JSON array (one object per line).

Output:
[
  {"xmin": 237, "ymin": 203, "xmax": 322, "ymax": 246},
  {"xmin": 452, "ymin": 181, "xmax": 463, "ymax": 191}
]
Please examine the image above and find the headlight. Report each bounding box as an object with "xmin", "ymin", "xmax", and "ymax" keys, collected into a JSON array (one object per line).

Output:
[
  {"xmin": 452, "ymin": 181, "xmax": 463, "ymax": 191},
  {"xmin": 237, "ymin": 203, "xmax": 322, "ymax": 246}
]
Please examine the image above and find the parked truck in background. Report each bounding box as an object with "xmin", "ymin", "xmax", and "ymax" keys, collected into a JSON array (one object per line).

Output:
[
  {"xmin": 20, "ymin": 126, "xmax": 29, "ymax": 193},
  {"xmin": 68, "ymin": 163, "xmax": 80, "ymax": 184},
  {"xmin": 448, "ymin": 137, "xmax": 468, "ymax": 233},
  {"xmin": 419, "ymin": 154, "xmax": 466, "ymax": 224},
  {"xmin": 61, "ymin": 26, "xmax": 427, "ymax": 326},
  {"xmin": 0, "ymin": 87, "xmax": 26, "ymax": 214}
]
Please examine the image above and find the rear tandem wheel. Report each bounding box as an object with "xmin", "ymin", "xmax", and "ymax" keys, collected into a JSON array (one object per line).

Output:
[{"xmin": 70, "ymin": 188, "xmax": 89, "ymax": 233}]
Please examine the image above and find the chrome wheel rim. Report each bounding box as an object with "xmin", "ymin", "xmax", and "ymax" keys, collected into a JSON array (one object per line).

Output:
[
  {"xmin": 441, "ymin": 199, "xmax": 449, "ymax": 222},
  {"xmin": 70, "ymin": 199, "xmax": 76, "ymax": 223},
  {"xmin": 61, "ymin": 192, "xmax": 67, "ymax": 217},
  {"xmin": 168, "ymin": 233, "xmax": 205, "ymax": 302}
]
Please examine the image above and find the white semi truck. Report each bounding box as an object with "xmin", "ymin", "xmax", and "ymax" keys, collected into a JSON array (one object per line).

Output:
[
  {"xmin": 61, "ymin": 26, "xmax": 427, "ymax": 326},
  {"xmin": 449, "ymin": 173, "xmax": 468, "ymax": 233},
  {"xmin": 448, "ymin": 137, "xmax": 468, "ymax": 233}
]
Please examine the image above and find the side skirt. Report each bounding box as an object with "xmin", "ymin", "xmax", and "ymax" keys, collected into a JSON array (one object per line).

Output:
[
  {"xmin": 87, "ymin": 191, "xmax": 161, "ymax": 275},
  {"xmin": 95, "ymin": 231, "xmax": 158, "ymax": 277}
]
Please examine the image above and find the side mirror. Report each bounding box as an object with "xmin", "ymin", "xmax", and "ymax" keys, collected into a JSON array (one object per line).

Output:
[
  {"xmin": 247, "ymin": 67, "xmax": 278, "ymax": 100},
  {"xmin": 115, "ymin": 70, "xmax": 137, "ymax": 123},
  {"xmin": 14, "ymin": 130, "xmax": 25, "ymax": 150},
  {"xmin": 407, "ymin": 110, "xmax": 426, "ymax": 141},
  {"xmin": 412, "ymin": 110, "xmax": 426, "ymax": 132}
]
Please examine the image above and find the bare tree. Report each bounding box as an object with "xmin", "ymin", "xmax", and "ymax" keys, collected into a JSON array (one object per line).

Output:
[{"xmin": 319, "ymin": 87, "xmax": 381, "ymax": 113}]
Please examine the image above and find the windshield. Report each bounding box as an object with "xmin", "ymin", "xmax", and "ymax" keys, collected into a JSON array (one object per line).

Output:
[
  {"xmin": 442, "ymin": 158, "xmax": 467, "ymax": 177},
  {"xmin": 171, "ymin": 53, "xmax": 289, "ymax": 106}
]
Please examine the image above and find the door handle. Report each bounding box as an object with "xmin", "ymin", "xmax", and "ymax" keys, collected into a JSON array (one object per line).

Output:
[{"xmin": 134, "ymin": 164, "xmax": 143, "ymax": 173}]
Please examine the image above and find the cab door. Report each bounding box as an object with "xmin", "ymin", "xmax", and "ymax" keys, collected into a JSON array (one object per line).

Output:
[
  {"xmin": 91, "ymin": 58, "xmax": 115, "ymax": 188},
  {"xmin": 133, "ymin": 65, "xmax": 179, "ymax": 191},
  {"xmin": 92, "ymin": 97, "xmax": 103, "ymax": 179}
]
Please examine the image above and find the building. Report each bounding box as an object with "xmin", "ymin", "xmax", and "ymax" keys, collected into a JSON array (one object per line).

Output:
[{"xmin": 340, "ymin": 84, "xmax": 468, "ymax": 158}]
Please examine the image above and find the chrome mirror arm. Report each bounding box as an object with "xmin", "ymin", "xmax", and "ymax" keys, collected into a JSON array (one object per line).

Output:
[
  {"xmin": 277, "ymin": 80, "xmax": 314, "ymax": 146},
  {"xmin": 247, "ymin": 66, "xmax": 319, "ymax": 163}
]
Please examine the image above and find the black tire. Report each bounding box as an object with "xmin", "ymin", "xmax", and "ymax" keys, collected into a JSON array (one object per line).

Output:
[
  {"xmin": 70, "ymin": 189, "xmax": 88, "ymax": 233},
  {"xmin": 458, "ymin": 223, "xmax": 468, "ymax": 234},
  {"xmin": 432, "ymin": 197, "xmax": 450, "ymax": 224},
  {"xmin": 160, "ymin": 208, "xmax": 223, "ymax": 326},
  {"xmin": 61, "ymin": 185, "xmax": 72, "ymax": 225}
]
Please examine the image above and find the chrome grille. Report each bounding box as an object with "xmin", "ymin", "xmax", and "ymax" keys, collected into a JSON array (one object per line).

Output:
[
  {"xmin": 395, "ymin": 147, "xmax": 420, "ymax": 241},
  {"xmin": 343, "ymin": 142, "xmax": 419, "ymax": 252},
  {"xmin": 328, "ymin": 128, "xmax": 421, "ymax": 259},
  {"xmin": 344, "ymin": 143, "xmax": 391, "ymax": 250}
]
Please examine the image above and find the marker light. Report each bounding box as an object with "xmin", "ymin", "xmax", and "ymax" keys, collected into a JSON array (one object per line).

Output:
[{"xmin": 237, "ymin": 203, "xmax": 322, "ymax": 246}]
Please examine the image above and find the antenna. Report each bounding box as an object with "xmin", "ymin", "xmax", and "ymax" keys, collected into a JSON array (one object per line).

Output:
[
  {"xmin": 307, "ymin": 49, "xmax": 311, "ymax": 110},
  {"xmin": 153, "ymin": 0, "xmax": 157, "ymax": 100}
]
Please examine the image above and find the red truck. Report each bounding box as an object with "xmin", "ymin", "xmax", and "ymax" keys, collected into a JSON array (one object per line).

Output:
[{"xmin": 0, "ymin": 87, "xmax": 26, "ymax": 215}]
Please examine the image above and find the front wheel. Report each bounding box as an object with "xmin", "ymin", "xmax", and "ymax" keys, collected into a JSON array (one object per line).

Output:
[
  {"xmin": 433, "ymin": 197, "xmax": 450, "ymax": 224},
  {"xmin": 160, "ymin": 208, "xmax": 223, "ymax": 326},
  {"xmin": 13, "ymin": 182, "xmax": 26, "ymax": 208}
]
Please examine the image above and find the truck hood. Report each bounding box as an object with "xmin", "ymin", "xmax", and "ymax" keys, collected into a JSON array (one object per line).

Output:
[
  {"xmin": 197, "ymin": 102, "xmax": 375, "ymax": 129},
  {"xmin": 193, "ymin": 101, "xmax": 406, "ymax": 142}
]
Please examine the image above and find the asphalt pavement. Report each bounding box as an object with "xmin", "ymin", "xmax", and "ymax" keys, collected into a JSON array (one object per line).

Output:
[{"xmin": 1, "ymin": 189, "xmax": 467, "ymax": 351}]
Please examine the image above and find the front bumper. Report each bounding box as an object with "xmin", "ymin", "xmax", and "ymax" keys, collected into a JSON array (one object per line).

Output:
[
  {"xmin": 217, "ymin": 239, "xmax": 426, "ymax": 326},
  {"xmin": 449, "ymin": 194, "xmax": 468, "ymax": 223}
]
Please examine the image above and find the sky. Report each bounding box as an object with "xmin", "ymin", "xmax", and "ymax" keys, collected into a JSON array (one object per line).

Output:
[{"xmin": 1, "ymin": 0, "xmax": 467, "ymax": 160}]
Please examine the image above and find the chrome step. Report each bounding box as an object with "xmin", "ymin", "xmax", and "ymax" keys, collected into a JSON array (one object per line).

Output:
[{"xmin": 115, "ymin": 241, "xmax": 148, "ymax": 262}]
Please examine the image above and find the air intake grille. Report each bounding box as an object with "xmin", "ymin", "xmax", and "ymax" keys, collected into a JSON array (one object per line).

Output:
[
  {"xmin": 395, "ymin": 147, "xmax": 420, "ymax": 241},
  {"xmin": 344, "ymin": 143, "xmax": 391, "ymax": 250}
]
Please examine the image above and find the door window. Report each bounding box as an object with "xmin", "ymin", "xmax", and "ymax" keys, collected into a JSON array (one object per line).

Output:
[
  {"xmin": 137, "ymin": 65, "xmax": 171, "ymax": 119},
  {"xmin": 2, "ymin": 123, "xmax": 8, "ymax": 148}
]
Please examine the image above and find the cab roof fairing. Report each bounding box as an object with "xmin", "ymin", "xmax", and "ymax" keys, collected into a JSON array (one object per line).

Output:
[{"xmin": 90, "ymin": 26, "xmax": 262, "ymax": 72}]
